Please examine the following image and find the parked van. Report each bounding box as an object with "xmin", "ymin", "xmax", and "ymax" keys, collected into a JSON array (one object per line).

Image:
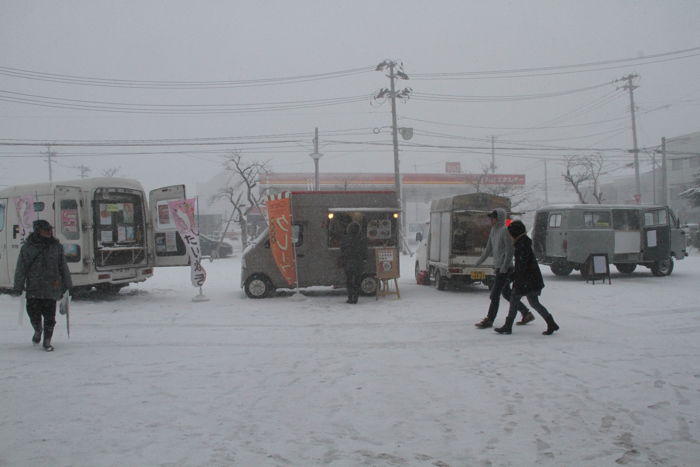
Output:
[
  {"xmin": 0, "ymin": 177, "xmax": 189, "ymax": 293},
  {"xmin": 415, "ymin": 193, "xmax": 511, "ymax": 290},
  {"xmin": 532, "ymin": 204, "xmax": 687, "ymax": 277},
  {"xmin": 241, "ymin": 191, "xmax": 400, "ymax": 298}
]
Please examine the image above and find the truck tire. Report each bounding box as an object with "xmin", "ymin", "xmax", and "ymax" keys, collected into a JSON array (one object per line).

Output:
[
  {"xmin": 435, "ymin": 271, "xmax": 447, "ymax": 291},
  {"xmin": 651, "ymin": 257, "xmax": 674, "ymax": 276},
  {"xmin": 244, "ymin": 274, "xmax": 274, "ymax": 298},
  {"xmin": 359, "ymin": 274, "xmax": 378, "ymax": 296},
  {"xmin": 615, "ymin": 263, "xmax": 637, "ymax": 274},
  {"xmin": 550, "ymin": 260, "xmax": 574, "ymax": 276}
]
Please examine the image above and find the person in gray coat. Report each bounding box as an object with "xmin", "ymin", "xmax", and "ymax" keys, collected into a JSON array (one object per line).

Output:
[
  {"xmin": 12, "ymin": 219, "xmax": 72, "ymax": 351},
  {"xmin": 473, "ymin": 208, "xmax": 533, "ymax": 329}
]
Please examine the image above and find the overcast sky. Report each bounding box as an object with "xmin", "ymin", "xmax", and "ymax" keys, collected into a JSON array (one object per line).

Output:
[{"xmin": 1, "ymin": 0, "xmax": 699, "ymax": 202}]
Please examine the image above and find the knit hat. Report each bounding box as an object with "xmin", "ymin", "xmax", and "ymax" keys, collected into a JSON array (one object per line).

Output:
[
  {"xmin": 33, "ymin": 219, "xmax": 53, "ymax": 231},
  {"xmin": 507, "ymin": 220, "xmax": 526, "ymax": 238}
]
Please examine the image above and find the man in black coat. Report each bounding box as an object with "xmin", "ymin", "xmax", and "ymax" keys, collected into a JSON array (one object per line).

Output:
[
  {"xmin": 494, "ymin": 220, "xmax": 559, "ymax": 336},
  {"xmin": 340, "ymin": 221, "xmax": 367, "ymax": 304},
  {"xmin": 12, "ymin": 219, "xmax": 73, "ymax": 351}
]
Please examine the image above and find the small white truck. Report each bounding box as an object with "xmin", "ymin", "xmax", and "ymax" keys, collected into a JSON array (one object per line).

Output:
[{"xmin": 415, "ymin": 193, "xmax": 511, "ymax": 290}]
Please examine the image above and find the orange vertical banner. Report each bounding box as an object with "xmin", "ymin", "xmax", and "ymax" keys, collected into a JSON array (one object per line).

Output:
[{"xmin": 266, "ymin": 192, "xmax": 297, "ymax": 286}]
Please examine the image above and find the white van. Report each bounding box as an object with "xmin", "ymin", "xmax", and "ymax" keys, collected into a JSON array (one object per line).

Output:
[{"xmin": 0, "ymin": 177, "xmax": 189, "ymax": 293}]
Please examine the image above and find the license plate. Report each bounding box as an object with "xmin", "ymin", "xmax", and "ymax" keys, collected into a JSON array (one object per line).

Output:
[{"xmin": 470, "ymin": 271, "xmax": 486, "ymax": 280}]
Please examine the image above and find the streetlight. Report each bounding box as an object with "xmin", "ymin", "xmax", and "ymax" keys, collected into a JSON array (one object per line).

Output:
[{"xmin": 309, "ymin": 127, "xmax": 323, "ymax": 191}]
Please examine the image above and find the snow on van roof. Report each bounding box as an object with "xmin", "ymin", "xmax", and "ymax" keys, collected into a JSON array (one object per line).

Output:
[
  {"xmin": 328, "ymin": 207, "xmax": 400, "ymax": 212},
  {"xmin": 539, "ymin": 203, "xmax": 668, "ymax": 210}
]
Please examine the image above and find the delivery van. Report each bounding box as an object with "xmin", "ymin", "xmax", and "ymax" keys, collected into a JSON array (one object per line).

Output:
[
  {"xmin": 241, "ymin": 191, "xmax": 400, "ymax": 298},
  {"xmin": 532, "ymin": 204, "xmax": 687, "ymax": 277},
  {"xmin": 0, "ymin": 177, "xmax": 189, "ymax": 293}
]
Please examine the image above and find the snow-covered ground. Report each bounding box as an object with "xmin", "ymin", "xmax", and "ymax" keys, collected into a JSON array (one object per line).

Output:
[{"xmin": 2, "ymin": 252, "xmax": 699, "ymax": 467}]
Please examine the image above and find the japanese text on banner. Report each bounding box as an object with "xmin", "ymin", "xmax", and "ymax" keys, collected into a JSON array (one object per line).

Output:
[
  {"xmin": 167, "ymin": 198, "xmax": 207, "ymax": 287},
  {"xmin": 266, "ymin": 193, "xmax": 297, "ymax": 286}
]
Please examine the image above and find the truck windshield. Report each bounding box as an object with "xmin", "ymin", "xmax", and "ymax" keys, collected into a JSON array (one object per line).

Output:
[{"xmin": 452, "ymin": 212, "xmax": 491, "ymax": 255}]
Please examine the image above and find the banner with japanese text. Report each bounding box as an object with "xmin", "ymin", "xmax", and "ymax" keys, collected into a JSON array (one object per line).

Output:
[
  {"xmin": 167, "ymin": 198, "xmax": 207, "ymax": 287},
  {"xmin": 14, "ymin": 195, "xmax": 35, "ymax": 242},
  {"xmin": 266, "ymin": 192, "xmax": 297, "ymax": 286}
]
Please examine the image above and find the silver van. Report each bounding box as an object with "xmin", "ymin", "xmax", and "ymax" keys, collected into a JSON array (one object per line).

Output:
[
  {"xmin": 241, "ymin": 191, "xmax": 400, "ymax": 298},
  {"xmin": 532, "ymin": 204, "xmax": 687, "ymax": 277}
]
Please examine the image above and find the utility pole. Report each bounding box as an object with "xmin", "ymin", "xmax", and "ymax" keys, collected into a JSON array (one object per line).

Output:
[
  {"xmin": 661, "ymin": 137, "xmax": 668, "ymax": 206},
  {"xmin": 544, "ymin": 159, "xmax": 549, "ymax": 204},
  {"xmin": 77, "ymin": 164, "xmax": 91, "ymax": 178},
  {"xmin": 619, "ymin": 74, "xmax": 641, "ymax": 203},
  {"xmin": 44, "ymin": 145, "xmax": 55, "ymax": 182},
  {"xmin": 309, "ymin": 127, "xmax": 322, "ymax": 191},
  {"xmin": 375, "ymin": 60, "xmax": 411, "ymax": 229},
  {"xmin": 491, "ymin": 136, "xmax": 496, "ymax": 173}
]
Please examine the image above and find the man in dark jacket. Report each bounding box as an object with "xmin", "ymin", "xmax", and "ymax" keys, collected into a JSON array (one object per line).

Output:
[
  {"xmin": 340, "ymin": 221, "xmax": 367, "ymax": 304},
  {"xmin": 12, "ymin": 219, "xmax": 72, "ymax": 351},
  {"xmin": 494, "ymin": 220, "xmax": 559, "ymax": 335},
  {"xmin": 474, "ymin": 208, "xmax": 533, "ymax": 329}
]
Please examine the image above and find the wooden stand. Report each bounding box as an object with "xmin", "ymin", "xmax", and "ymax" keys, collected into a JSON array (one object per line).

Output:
[
  {"xmin": 375, "ymin": 247, "xmax": 401, "ymax": 300},
  {"xmin": 376, "ymin": 278, "xmax": 400, "ymax": 300}
]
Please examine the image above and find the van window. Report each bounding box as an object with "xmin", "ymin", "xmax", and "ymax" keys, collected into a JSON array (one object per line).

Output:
[
  {"xmin": 583, "ymin": 211, "xmax": 610, "ymax": 228},
  {"xmin": 0, "ymin": 202, "xmax": 4, "ymax": 231},
  {"xmin": 644, "ymin": 209, "xmax": 668, "ymax": 226},
  {"xmin": 293, "ymin": 223, "xmax": 303, "ymax": 247},
  {"xmin": 60, "ymin": 199, "xmax": 80, "ymax": 240},
  {"xmin": 612, "ymin": 210, "xmax": 640, "ymax": 231},
  {"xmin": 548, "ymin": 213, "xmax": 562, "ymax": 228}
]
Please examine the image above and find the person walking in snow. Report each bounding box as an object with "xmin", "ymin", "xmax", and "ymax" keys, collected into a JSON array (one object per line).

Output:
[
  {"xmin": 495, "ymin": 220, "xmax": 559, "ymax": 335},
  {"xmin": 12, "ymin": 219, "xmax": 72, "ymax": 351},
  {"xmin": 474, "ymin": 208, "xmax": 533, "ymax": 329},
  {"xmin": 340, "ymin": 221, "xmax": 367, "ymax": 304}
]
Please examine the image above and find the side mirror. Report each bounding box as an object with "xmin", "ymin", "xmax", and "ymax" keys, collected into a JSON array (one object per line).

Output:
[{"xmin": 415, "ymin": 232, "xmax": 423, "ymax": 242}]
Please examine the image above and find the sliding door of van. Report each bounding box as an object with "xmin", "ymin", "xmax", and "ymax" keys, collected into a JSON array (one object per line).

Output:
[
  {"xmin": 54, "ymin": 186, "xmax": 87, "ymax": 274},
  {"xmin": 642, "ymin": 208, "xmax": 670, "ymax": 262},
  {"xmin": 0, "ymin": 198, "xmax": 8, "ymax": 287},
  {"xmin": 149, "ymin": 185, "xmax": 189, "ymax": 267}
]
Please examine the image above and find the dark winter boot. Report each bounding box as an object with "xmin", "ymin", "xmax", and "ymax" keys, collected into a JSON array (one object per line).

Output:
[
  {"xmin": 495, "ymin": 316, "xmax": 516, "ymax": 335},
  {"xmin": 43, "ymin": 328, "xmax": 54, "ymax": 351},
  {"xmin": 32, "ymin": 326, "xmax": 42, "ymax": 345},
  {"xmin": 516, "ymin": 311, "xmax": 535, "ymax": 326},
  {"xmin": 542, "ymin": 317, "xmax": 560, "ymax": 335},
  {"xmin": 475, "ymin": 318, "xmax": 493, "ymax": 329}
]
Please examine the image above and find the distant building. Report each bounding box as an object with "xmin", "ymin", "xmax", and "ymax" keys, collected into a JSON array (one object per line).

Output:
[{"xmin": 600, "ymin": 130, "xmax": 700, "ymax": 223}]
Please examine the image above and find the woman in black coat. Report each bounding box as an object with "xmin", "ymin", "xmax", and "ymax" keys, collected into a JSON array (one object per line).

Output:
[
  {"xmin": 340, "ymin": 221, "xmax": 367, "ymax": 304},
  {"xmin": 495, "ymin": 220, "xmax": 560, "ymax": 335}
]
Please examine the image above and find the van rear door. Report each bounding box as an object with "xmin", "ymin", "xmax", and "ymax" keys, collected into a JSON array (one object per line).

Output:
[
  {"xmin": 149, "ymin": 185, "xmax": 189, "ymax": 267},
  {"xmin": 642, "ymin": 208, "xmax": 670, "ymax": 262},
  {"xmin": 54, "ymin": 186, "xmax": 87, "ymax": 274}
]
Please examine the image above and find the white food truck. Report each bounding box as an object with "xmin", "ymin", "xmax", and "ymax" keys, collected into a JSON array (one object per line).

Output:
[{"xmin": 0, "ymin": 177, "xmax": 189, "ymax": 294}]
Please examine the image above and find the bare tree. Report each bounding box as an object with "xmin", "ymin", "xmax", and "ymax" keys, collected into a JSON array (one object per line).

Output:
[
  {"xmin": 101, "ymin": 167, "xmax": 121, "ymax": 178},
  {"xmin": 562, "ymin": 154, "xmax": 606, "ymax": 204},
  {"xmin": 210, "ymin": 152, "xmax": 270, "ymax": 249}
]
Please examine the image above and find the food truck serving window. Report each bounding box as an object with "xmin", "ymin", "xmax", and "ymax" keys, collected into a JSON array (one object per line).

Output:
[{"xmin": 328, "ymin": 211, "xmax": 398, "ymax": 248}]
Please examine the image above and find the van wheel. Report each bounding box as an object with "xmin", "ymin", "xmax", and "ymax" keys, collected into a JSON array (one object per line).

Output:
[
  {"xmin": 550, "ymin": 260, "xmax": 573, "ymax": 276},
  {"xmin": 359, "ymin": 275, "xmax": 378, "ymax": 296},
  {"xmin": 244, "ymin": 274, "xmax": 274, "ymax": 298},
  {"xmin": 651, "ymin": 257, "xmax": 674, "ymax": 276},
  {"xmin": 615, "ymin": 263, "xmax": 637, "ymax": 274},
  {"xmin": 435, "ymin": 271, "xmax": 447, "ymax": 291}
]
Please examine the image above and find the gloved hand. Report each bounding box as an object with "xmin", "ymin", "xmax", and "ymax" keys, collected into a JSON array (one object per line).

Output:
[{"xmin": 8, "ymin": 289, "xmax": 22, "ymax": 297}]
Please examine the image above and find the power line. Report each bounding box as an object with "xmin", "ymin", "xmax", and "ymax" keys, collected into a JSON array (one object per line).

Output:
[
  {"xmin": 411, "ymin": 81, "xmax": 612, "ymax": 102},
  {"xmin": 0, "ymin": 65, "xmax": 374, "ymax": 89},
  {"xmin": 411, "ymin": 46, "xmax": 700, "ymax": 80}
]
